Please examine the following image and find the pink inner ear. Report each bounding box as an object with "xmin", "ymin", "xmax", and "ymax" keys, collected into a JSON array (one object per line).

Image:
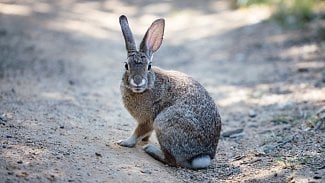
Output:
[
  {"xmin": 146, "ymin": 21, "xmax": 164, "ymax": 52},
  {"xmin": 146, "ymin": 36, "xmax": 153, "ymax": 51}
]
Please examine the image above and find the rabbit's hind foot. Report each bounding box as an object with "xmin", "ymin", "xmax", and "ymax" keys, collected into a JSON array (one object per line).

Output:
[{"xmin": 143, "ymin": 144, "xmax": 165, "ymax": 163}]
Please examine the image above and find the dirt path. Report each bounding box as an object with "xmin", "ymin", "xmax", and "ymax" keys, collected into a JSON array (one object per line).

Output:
[{"xmin": 1, "ymin": 0, "xmax": 324, "ymax": 182}]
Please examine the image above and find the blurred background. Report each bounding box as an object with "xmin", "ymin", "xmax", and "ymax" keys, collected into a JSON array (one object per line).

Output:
[{"xmin": 0, "ymin": 0, "xmax": 324, "ymax": 182}]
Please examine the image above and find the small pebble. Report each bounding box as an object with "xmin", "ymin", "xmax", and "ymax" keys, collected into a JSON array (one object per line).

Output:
[
  {"xmin": 233, "ymin": 155, "xmax": 245, "ymax": 161},
  {"xmin": 222, "ymin": 129, "xmax": 244, "ymax": 138},
  {"xmin": 17, "ymin": 160, "xmax": 23, "ymax": 164},
  {"xmin": 95, "ymin": 152, "xmax": 102, "ymax": 157},
  {"xmin": 140, "ymin": 170, "xmax": 152, "ymax": 174},
  {"xmin": 0, "ymin": 115, "xmax": 8, "ymax": 122},
  {"xmin": 248, "ymin": 110, "xmax": 257, "ymax": 118},
  {"xmin": 297, "ymin": 67, "xmax": 309, "ymax": 72},
  {"xmin": 313, "ymin": 175, "xmax": 321, "ymax": 179},
  {"xmin": 68, "ymin": 80, "xmax": 75, "ymax": 85},
  {"xmin": 17, "ymin": 171, "xmax": 29, "ymax": 177}
]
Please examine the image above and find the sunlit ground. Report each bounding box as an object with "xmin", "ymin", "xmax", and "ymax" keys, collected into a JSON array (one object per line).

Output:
[{"xmin": 0, "ymin": 0, "xmax": 324, "ymax": 182}]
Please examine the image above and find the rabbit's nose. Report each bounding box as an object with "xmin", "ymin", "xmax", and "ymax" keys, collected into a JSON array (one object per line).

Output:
[{"xmin": 131, "ymin": 75, "xmax": 146, "ymax": 87}]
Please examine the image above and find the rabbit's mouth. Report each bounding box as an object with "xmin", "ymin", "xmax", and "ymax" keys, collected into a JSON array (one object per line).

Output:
[
  {"xmin": 129, "ymin": 77, "xmax": 147, "ymax": 93},
  {"xmin": 131, "ymin": 87, "xmax": 147, "ymax": 93}
]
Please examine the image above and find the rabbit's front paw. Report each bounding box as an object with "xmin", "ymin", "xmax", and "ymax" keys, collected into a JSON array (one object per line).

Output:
[{"xmin": 116, "ymin": 135, "xmax": 137, "ymax": 147}]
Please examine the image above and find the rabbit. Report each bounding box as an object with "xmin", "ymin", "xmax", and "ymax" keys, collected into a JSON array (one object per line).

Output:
[{"xmin": 117, "ymin": 15, "xmax": 222, "ymax": 169}]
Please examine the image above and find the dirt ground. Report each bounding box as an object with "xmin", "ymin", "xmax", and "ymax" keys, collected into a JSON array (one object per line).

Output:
[{"xmin": 0, "ymin": 0, "xmax": 324, "ymax": 182}]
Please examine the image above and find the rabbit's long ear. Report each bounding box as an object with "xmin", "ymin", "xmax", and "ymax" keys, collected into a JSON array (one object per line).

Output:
[
  {"xmin": 119, "ymin": 15, "xmax": 137, "ymax": 55},
  {"xmin": 140, "ymin": 19, "xmax": 165, "ymax": 58}
]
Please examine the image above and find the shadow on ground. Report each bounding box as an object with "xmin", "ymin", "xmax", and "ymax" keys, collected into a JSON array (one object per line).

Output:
[{"xmin": 0, "ymin": 0, "xmax": 324, "ymax": 182}]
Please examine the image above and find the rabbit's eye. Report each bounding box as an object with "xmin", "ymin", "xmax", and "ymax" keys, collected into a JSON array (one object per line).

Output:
[
  {"xmin": 124, "ymin": 63, "xmax": 129, "ymax": 70},
  {"xmin": 148, "ymin": 64, "xmax": 152, "ymax": 70}
]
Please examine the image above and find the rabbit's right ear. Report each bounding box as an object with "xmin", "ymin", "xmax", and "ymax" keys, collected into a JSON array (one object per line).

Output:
[
  {"xmin": 119, "ymin": 15, "xmax": 137, "ymax": 55},
  {"xmin": 140, "ymin": 19, "xmax": 165, "ymax": 58}
]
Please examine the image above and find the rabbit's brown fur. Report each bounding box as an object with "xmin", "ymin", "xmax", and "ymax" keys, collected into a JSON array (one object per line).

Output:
[{"xmin": 117, "ymin": 15, "xmax": 221, "ymax": 169}]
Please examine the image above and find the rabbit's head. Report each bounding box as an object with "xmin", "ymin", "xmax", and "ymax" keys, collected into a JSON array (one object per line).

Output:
[{"xmin": 119, "ymin": 15, "xmax": 165, "ymax": 93}]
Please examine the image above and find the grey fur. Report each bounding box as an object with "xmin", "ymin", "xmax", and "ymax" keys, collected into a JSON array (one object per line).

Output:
[
  {"xmin": 117, "ymin": 15, "xmax": 221, "ymax": 169},
  {"xmin": 119, "ymin": 15, "xmax": 137, "ymax": 55}
]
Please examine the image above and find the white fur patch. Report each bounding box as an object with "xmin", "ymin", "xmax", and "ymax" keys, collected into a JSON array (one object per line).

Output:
[
  {"xmin": 130, "ymin": 78, "xmax": 146, "ymax": 87},
  {"xmin": 117, "ymin": 134, "xmax": 137, "ymax": 147},
  {"xmin": 191, "ymin": 155, "xmax": 211, "ymax": 169}
]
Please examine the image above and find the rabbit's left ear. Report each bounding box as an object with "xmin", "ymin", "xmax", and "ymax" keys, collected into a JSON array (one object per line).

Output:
[{"xmin": 140, "ymin": 19, "xmax": 165, "ymax": 57}]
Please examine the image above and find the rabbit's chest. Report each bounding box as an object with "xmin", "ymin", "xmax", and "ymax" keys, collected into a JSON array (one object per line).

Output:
[{"xmin": 122, "ymin": 89, "xmax": 154, "ymax": 123}]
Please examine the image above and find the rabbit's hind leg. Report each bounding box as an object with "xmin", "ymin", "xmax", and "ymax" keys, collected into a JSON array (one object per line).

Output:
[{"xmin": 153, "ymin": 107, "xmax": 211, "ymax": 169}]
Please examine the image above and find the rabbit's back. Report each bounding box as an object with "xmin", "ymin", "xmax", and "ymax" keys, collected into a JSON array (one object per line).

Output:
[
  {"xmin": 152, "ymin": 67, "xmax": 220, "ymax": 122},
  {"xmin": 150, "ymin": 67, "xmax": 221, "ymax": 165}
]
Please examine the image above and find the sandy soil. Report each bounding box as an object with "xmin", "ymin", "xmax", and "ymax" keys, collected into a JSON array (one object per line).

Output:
[{"xmin": 0, "ymin": 0, "xmax": 324, "ymax": 182}]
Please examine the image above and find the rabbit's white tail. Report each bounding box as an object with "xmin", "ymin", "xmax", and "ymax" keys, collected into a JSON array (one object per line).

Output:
[{"xmin": 191, "ymin": 155, "xmax": 211, "ymax": 169}]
